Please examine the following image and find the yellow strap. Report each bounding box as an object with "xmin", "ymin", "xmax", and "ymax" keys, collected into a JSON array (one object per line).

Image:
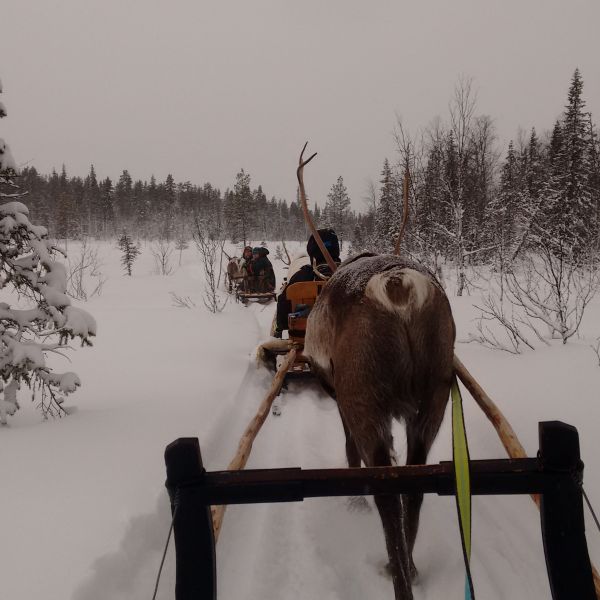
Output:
[{"xmin": 452, "ymin": 376, "xmax": 474, "ymax": 599}]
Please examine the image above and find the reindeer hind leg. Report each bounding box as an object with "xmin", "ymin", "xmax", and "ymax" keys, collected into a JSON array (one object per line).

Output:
[
  {"xmin": 346, "ymin": 417, "xmax": 412, "ymax": 600},
  {"xmin": 340, "ymin": 411, "xmax": 361, "ymax": 468},
  {"xmin": 404, "ymin": 381, "xmax": 451, "ymax": 580}
]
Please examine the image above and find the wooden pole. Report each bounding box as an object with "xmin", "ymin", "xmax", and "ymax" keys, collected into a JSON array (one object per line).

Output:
[
  {"xmin": 454, "ymin": 354, "xmax": 600, "ymax": 597},
  {"xmin": 453, "ymin": 355, "xmax": 530, "ymax": 460},
  {"xmin": 212, "ymin": 348, "xmax": 297, "ymax": 541}
]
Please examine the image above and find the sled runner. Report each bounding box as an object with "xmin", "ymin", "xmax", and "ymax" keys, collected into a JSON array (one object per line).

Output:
[{"xmin": 233, "ymin": 275, "xmax": 277, "ymax": 304}]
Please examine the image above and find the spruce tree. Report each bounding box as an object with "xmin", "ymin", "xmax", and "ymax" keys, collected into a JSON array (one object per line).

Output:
[
  {"xmin": 161, "ymin": 173, "xmax": 176, "ymax": 240},
  {"xmin": 541, "ymin": 71, "xmax": 595, "ymax": 255},
  {"xmin": 98, "ymin": 177, "xmax": 114, "ymax": 237},
  {"xmin": 485, "ymin": 141, "xmax": 521, "ymax": 264},
  {"xmin": 509, "ymin": 128, "xmax": 547, "ymax": 260},
  {"xmin": 254, "ymin": 184, "xmax": 268, "ymax": 240},
  {"xmin": 118, "ymin": 231, "xmax": 140, "ymax": 276},
  {"xmin": 420, "ymin": 138, "xmax": 446, "ymax": 254},
  {"xmin": 82, "ymin": 164, "xmax": 101, "ymax": 235},
  {"xmin": 55, "ymin": 190, "xmax": 78, "ymax": 240},
  {"xmin": 115, "ymin": 169, "xmax": 133, "ymax": 224},
  {"xmin": 562, "ymin": 68, "xmax": 594, "ymax": 251},
  {"xmin": 324, "ymin": 175, "xmax": 351, "ymax": 247},
  {"xmin": 374, "ymin": 159, "xmax": 400, "ymax": 252},
  {"xmin": 224, "ymin": 169, "xmax": 254, "ymax": 244}
]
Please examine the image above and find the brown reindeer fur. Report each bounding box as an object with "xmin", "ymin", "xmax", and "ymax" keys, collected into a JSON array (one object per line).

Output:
[
  {"xmin": 226, "ymin": 257, "xmax": 245, "ymax": 292},
  {"xmin": 304, "ymin": 253, "xmax": 455, "ymax": 600}
]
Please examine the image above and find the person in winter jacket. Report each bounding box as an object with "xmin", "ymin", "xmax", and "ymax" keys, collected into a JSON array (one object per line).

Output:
[
  {"xmin": 249, "ymin": 247, "xmax": 276, "ymax": 293},
  {"xmin": 273, "ymin": 229, "xmax": 340, "ymax": 337},
  {"xmin": 240, "ymin": 245, "xmax": 254, "ymax": 279}
]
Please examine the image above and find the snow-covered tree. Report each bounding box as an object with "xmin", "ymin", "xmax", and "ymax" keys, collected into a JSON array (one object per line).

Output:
[
  {"xmin": 504, "ymin": 128, "xmax": 546, "ymax": 261},
  {"xmin": 484, "ymin": 140, "xmax": 521, "ymax": 266},
  {"xmin": 323, "ymin": 176, "xmax": 351, "ymax": 247},
  {"xmin": 161, "ymin": 173, "xmax": 176, "ymax": 240},
  {"xmin": 118, "ymin": 231, "xmax": 140, "ymax": 276},
  {"xmin": 55, "ymin": 188, "xmax": 78, "ymax": 241},
  {"xmin": 0, "ymin": 79, "xmax": 96, "ymax": 421},
  {"xmin": 541, "ymin": 70, "xmax": 595, "ymax": 257},
  {"xmin": 114, "ymin": 169, "xmax": 133, "ymax": 224},
  {"xmin": 174, "ymin": 218, "xmax": 189, "ymax": 266},
  {"xmin": 223, "ymin": 169, "xmax": 255, "ymax": 245},
  {"xmin": 374, "ymin": 159, "xmax": 401, "ymax": 252}
]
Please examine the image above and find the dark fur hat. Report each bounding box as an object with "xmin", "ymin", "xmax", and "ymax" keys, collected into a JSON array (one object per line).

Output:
[{"xmin": 307, "ymin": 229, "xmax": 340, "ymax": 264}]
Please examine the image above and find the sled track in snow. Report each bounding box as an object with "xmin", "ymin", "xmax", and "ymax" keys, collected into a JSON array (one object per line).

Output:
[
  {"xmin": 211, "ymin": 302, "xmax": 404, "ymax": 599},
  {"xmin": 205, "ymin": 302, "xmax": 565, "ymax": 599}
]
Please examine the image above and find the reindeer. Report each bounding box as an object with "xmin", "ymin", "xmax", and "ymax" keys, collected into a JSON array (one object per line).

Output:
[
  {"xmin": 298, "ymin": 146, "xmax": 455, "ymax": 599},
  {"xmin": 225, "ymin": 256, "xmax": 245, "ymax": 293}
]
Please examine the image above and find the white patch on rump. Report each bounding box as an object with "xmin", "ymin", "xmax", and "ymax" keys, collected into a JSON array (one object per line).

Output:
[
  {"xmin": 365, "ymin": 268, "xmax": 431, "ymax": 313},
  {"xmin": 401, "ymin": 269, "xmax": 431, "ymax": 307}
]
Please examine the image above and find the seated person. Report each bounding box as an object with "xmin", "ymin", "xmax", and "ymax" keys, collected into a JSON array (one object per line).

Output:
[
  {"xmin": 274, "ymin": 228, "xmax": 340, "ymax": 337},
  {"xmin": 241, "ymin": 246, "xmax": 253, "ymax": 270},
  {"xmin": 248, "ymin": 246, "xmax": 276, "ymax": 293},
  {"xmin": 239, "ymin": 245, "xmax": 254, "ymax": 289}
]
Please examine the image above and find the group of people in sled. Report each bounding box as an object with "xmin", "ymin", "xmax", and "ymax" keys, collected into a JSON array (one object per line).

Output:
[
  {"xmin": 233, "ymin": 245, "xmax": 276, "ymax": 294},
  {"xmin": 228, "ymin": 228, "xmax": 340, "ymax": 326}
]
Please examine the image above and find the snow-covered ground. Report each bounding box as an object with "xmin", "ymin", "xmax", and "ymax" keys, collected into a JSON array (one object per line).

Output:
[{"xmin": 1, "ymin": 240, "xmax": 599, "ymax": 600}]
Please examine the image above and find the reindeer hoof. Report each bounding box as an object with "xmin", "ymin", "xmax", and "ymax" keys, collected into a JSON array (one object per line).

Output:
[
  {"xmin": 409, "ymin": 559, "xmax": 419, "ymax": 583},
  {"xmin": 377, "ymin": 560, "xmax": 395, "ymax": 581},
  {"xmin": 346, "ymin": 496, "xmax": 372, "ymax": 513}
]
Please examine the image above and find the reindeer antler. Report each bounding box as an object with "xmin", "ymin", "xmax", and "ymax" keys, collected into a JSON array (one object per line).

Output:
[{"xmin": 296, "ymin": 142, "xmax": 338, "ymax": 273}]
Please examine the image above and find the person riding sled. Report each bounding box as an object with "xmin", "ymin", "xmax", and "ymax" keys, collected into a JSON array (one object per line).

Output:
[
  {"xmin": 241, "ymin": 245, "xmax": 253, "ymax": 270},
  {"xmin": 273, "ymin": 228, "xmax": 340, "ymax": 337},
  {"xmin": 239, "ymin": 245, "xmax": 254, "ymax": 290},
  {"xmin": 248, "ymin": 246, "xmax": 276, "ymax": 293}
]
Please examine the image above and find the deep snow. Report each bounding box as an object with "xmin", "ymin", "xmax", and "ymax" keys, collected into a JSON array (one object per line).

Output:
[{"xmin": 0, "ymin": 240, "xmax": 598, "ymax": 600}]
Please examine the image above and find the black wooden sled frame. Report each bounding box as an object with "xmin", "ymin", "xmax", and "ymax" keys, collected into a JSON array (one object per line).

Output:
[{"xmin": 164, "ymin": 421, "xmax": 597, "ymax": 600}]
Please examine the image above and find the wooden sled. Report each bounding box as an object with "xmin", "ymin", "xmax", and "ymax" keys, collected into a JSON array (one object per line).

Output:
[
  {"xmin": 234, "ymin": 274, "xmax": 276, "ymax": 304},
  {"xmin": 259, "ymin": 280, "xmax": 326, "ymax": 379},
  {"xmin": 236, "ymin": 291, "xmax": 276, "ymax": 304}
]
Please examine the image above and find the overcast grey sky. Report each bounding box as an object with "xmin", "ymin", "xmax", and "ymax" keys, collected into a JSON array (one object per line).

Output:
[{"xmin": 2, "ymin": 0, "xmax": 599, "ymax": 209}]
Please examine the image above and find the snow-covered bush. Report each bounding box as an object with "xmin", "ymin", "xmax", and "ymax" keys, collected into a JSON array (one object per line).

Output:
[
  {"xmin": 473, "ymin": 247, "xmax": 599, "ymax": 352},
  {"xmin": 150, "ymin": 239, "xmax": 173, "ymax": 275},
  {"xmin": 0, "ymin": 79, "xmax": 96, "ymax": 420},
  {"xmin": 66, "ymin": 236, "xmax": 106, "ymax": 300}
]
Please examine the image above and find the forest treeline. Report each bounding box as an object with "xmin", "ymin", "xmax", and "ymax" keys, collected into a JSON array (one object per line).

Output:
[{"xmin": 17, "ymin": 70, "xmax": 600, "ymax": 275}]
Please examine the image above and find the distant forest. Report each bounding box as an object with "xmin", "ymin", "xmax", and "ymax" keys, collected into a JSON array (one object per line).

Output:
[{"xmin": 16, "ymin": 70, "xmax": 600, "ymax": 269}]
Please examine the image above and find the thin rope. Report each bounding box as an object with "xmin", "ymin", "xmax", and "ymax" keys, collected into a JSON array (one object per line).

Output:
[
  {"xmin": 582, "ymin": 487, "xmax": 600, "ymax": 533},
  {"xmin": 151, "ymin": 492, "xmax": 179, "ymax": 600}
]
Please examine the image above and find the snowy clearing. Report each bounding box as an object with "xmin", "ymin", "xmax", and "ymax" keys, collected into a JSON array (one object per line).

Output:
[{"xmin": 0, "ymin": 240, "xmax": 599, "ymax": 600}]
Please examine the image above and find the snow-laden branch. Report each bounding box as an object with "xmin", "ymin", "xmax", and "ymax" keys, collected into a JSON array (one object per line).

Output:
[{"xmin": 0, "ymin": 196, "xmax": 96, "ymax": 420}]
